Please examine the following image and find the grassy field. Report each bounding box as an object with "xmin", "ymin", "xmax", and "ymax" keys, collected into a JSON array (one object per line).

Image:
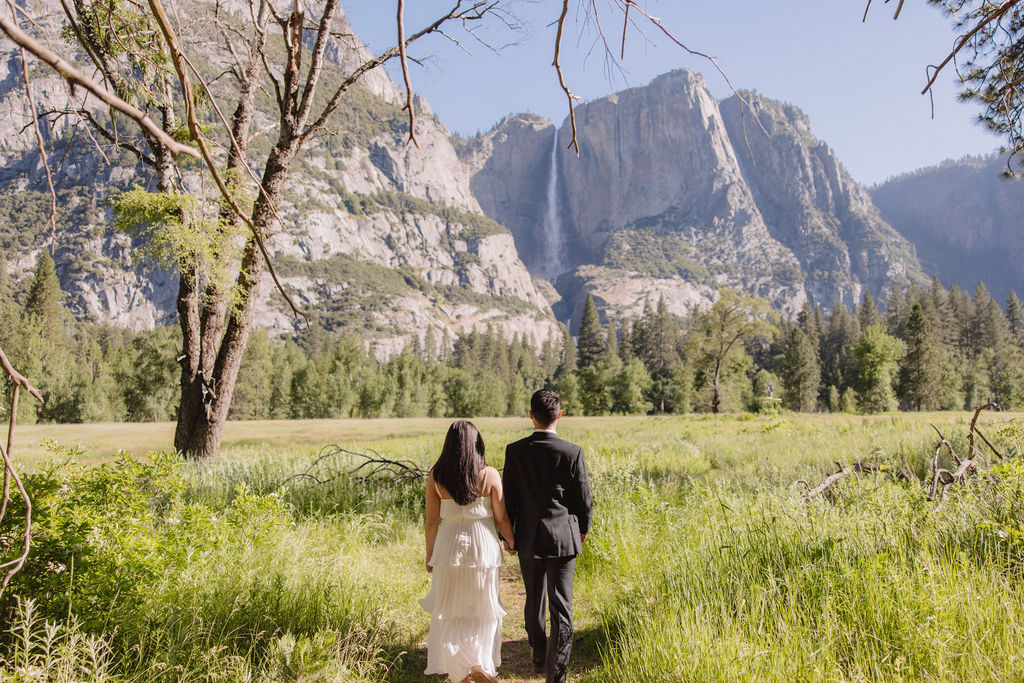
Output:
[{"xmin": 6, "ymin": 411, "xmax": 1024, "ymax": 681}]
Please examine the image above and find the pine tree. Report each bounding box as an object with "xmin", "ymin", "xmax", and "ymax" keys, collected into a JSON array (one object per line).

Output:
[
  {"xmin": 857, "ymin": 291, "xmax": 880, "ymax": 330},
  {"xmin": 897, "ymin": 303, "xmax": 941, "ymax": 410},
  {"xmin": 968, "ymin": 282, "xmax": 1009, "ymax": 355},
  {"xmin": 24, "ymin": 250, "xmax": 65, "ymax": 340},
  {"xmin": 651, "ymin": 295, "xmax": 680, "ymax": 371},
  {"xmin": 782, "ymin": 327, "xmax": 821, "ymax": 412},
  {"xmin": 558, "ymin": 322, "xmax": 576, "ymax": 376},
  {"xmin": 948, "ymin": 284, "xmax": 975, "ymax": 356},
  {"xmin": 605, "ymin": 322, "xmax": 619, "ymax": 361},
  {"xmin": 632, "ymin": 297, "xmax": 654, "ymax": 368},
  {"xmin": 1006, "ymin": 290, "xmax": 1024, "ymax": 349},
  {"xmin": 822, "ymin": 302, "xmax": 860, "ymax": 393},
  {"xmin": 576, "ymin": 293, "xmax": 605, "ymax": 369},
  {"xmin": 886, "ymin": 285, "xmax": 909, "ymax": 339}
]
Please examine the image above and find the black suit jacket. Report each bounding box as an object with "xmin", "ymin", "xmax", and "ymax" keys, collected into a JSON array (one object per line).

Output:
[{"xmin": 503, "ymin": 431, "xmax": 593, "ymax": 558}]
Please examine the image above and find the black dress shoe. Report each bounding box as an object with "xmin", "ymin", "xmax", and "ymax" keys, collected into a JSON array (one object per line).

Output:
[{"xmin": 532, "ymin": 660, "xmax": 545, "ymax": 674}]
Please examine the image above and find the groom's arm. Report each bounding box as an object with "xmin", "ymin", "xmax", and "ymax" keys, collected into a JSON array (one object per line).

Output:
[
  {"xmin": 569, "ymin": 446, "xmax": 593, "ymax": 540},
  {"xmin": 501, "ymin": 445, "xmax": 520, "ymax": 535}
]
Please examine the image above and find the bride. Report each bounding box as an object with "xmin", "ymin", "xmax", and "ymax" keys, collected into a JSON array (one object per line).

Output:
[{"xmin": 420, "ymin": 420, "xmax": 515, "ymax": 683}]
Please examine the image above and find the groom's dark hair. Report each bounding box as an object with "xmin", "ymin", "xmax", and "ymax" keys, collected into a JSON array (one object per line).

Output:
[{"xmin": 531, "ymin": 389, "xmax": 561, "ymax": 426}]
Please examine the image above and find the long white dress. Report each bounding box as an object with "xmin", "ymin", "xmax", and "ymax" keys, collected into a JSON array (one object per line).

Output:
[{"xmin": 420, "ymin": 494, "xmax": 505, "ymax": 681}]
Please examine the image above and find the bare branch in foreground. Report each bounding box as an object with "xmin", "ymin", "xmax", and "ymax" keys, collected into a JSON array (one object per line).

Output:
[
  {"xmin": 397, "ymin": 0, "xmax": 419, "ymax": 148},
  {"xmin": 0, "ymin": 7, "xmax": 199, "ymax": 160},
  {"xmin": 0, "ymin": 346, "xmax": 44, "ymax": 595}
]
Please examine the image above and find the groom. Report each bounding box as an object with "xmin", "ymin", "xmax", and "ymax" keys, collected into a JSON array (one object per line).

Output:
[{"xmin": 502, "ymin": 389, "xmax": 593, "ymax": 683}]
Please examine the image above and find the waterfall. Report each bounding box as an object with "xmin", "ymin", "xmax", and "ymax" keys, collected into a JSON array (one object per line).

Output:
[{"xmin": 544, "ymin": 126, "xmax": 565, "ymax": 278}]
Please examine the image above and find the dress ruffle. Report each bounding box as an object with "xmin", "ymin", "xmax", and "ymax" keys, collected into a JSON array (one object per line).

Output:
[{"xmin": 420, "ymin": 498, "xmax": 505, "ymax": 681}]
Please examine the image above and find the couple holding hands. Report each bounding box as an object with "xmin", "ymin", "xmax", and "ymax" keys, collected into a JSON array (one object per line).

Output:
[{"xmin": 420, "ymin": 389, "xmax": 593, "ymax": 683}]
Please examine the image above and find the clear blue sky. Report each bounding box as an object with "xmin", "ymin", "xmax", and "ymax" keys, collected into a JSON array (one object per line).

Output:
[{"xmin": 342, "ymin": 1, "xmax": 1000, "ymax": 186}]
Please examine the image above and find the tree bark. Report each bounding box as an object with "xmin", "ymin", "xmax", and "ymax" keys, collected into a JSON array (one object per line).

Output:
[{"xmin": 175, "ymin": 139, "xmax": 296, "ymax": 459}]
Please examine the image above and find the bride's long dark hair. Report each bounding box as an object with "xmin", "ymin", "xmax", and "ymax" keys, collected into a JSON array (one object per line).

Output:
[{"xmin": 432, "ymin": 420, "xmax": 486, "ymax": 505}]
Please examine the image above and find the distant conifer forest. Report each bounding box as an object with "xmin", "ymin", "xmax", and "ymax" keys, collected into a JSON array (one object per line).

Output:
[{"xmin": 4, "ymin": 250, "xmax": 1023, "ymax": 422}]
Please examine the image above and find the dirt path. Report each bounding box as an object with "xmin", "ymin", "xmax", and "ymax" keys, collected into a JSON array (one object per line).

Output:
[
  {"xmin": 395, "ymin": 560, "xmax": 602, "ymax": 682},
  {"xmin": 496, "ymin": 561, "xmax": 545, "ymax": 683}
]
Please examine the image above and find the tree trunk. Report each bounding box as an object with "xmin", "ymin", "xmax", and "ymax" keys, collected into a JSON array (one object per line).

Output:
[
  {"xmin": 173, "ymin": 264, "xmax": 204, "ymax": 454},
  {"xmin": 175, "ymin": 141, "xmax": 295, "ymax": 459},
  {"xmin": 172, "ymin": 22, "xmax": 269, "ymax": 459},
  {"xmin": 711, "ymin": 361, "xmax": 722, "ymax": 414}
]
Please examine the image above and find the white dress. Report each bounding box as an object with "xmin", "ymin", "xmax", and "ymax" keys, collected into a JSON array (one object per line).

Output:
[{"xmin": 420, "ymin": 494, "xmax": 505, "ymax": 681}]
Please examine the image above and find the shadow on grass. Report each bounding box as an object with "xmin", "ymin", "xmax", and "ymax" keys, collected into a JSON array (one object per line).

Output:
[{"xmin": 383, "ymin": 625, "xmax": 610, "ymax": 682}]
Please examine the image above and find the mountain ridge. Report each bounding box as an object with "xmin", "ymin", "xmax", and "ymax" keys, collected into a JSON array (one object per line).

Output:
[{"xmin": 0, "ymin": 8, "xmax": 1009, "ymax": 351}]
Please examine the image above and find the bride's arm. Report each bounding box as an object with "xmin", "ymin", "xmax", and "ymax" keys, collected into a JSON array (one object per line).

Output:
[
  {"xmin": 486, "ymin": 467, "xmax": 516, "ymax": 554},
  {"xmin": 424, "ymin": 470, "xmax": 441, "ymax": 573}
]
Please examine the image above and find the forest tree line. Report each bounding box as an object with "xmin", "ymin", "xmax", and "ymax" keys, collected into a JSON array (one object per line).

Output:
[{"xmin": 2, "ymin": 250, "xmax": 1023, "ymax": 423}]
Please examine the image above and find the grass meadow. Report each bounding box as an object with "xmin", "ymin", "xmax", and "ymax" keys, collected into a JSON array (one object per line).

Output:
[{"xmin": 6, "ymin": 411, "xmax": 1024, "ymax": 682}]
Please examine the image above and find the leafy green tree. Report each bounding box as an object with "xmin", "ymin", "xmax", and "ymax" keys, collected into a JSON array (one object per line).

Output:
[
  {"xmin": 556, "ymin": 373, "xmax": 582, "ymax": 416},
  {"xmin": 576, "ymin": 293, "xmax": 605, "ymax": 369},
  {"xmin": 579, "ymin": 333, "xmax": 621, "ymax": 416},
  {"xmin": 612, "ymin": 358, "xmax": 653, "ymax": 414},
  {"xmin": 853, "ymin": 324, "xmax": 905, "ymax": 413},
  {"xmin": 687, "ymin": 290, "xmax": 771, "ymax": 414},
  {"xmin": 231, "ymin": 329, "xmax": 277, "ymax": 419},
  {"xmin": 668, "ymin": 360, "xmax": 694, "ymax": 413},
  {"xmin": 121, "ymin": 327, "xmax": 179, "ymax": 421},
  {"xmin": 388, "ymin": 348, "xmax": 430, "ymax": 417}
]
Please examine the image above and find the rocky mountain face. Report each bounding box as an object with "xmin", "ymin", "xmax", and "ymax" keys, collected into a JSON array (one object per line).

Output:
[
  {"xmin": 871, "ymin": 155, "xmax": 1024, "ymax": 301},
  {"xmin": 463, "ymin": 70, "xmax": 927, "ymax": 326},
  {"xmin": 2, "ymin": 3, "xmax": 988, "ymax": 350},
  {"xmin": 0, "ymin": 1, "xmax": 561, "ymax": 356}
]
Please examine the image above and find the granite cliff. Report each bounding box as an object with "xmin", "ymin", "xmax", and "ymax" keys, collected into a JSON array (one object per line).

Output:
[
  {"xmin": 2, "ymin": 8, "xmax": 983, "ymax": 347},
  {"xmin": 0, "ymin": 1, "xmax": 561, "ymax": 355},
  {"xmin": 463, "ymin": 70, "xmax": 927, "ymax": 326}
]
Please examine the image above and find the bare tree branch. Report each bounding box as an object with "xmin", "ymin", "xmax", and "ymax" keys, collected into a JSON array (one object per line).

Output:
[
  {"xmin": 0, "ymin": 7, "xmax": 200, "ymax": 159},
  {"xmin": 921, "ymin": 0, "xmax": 1019, "ymax": 97},
  {"xmin": 145, "ymin": 0, "xmax": 307, "ymax": 324},
  {"xmin": 397, "ymin": 0, "xmax": 418, "ymax": 147},
  {"xmin": 0, "ymin": 346, "xmax": 43, "ymax": 595},
  {"xmin": 553, "ymin": 0, "xmax": 580, "ymax": 155}
]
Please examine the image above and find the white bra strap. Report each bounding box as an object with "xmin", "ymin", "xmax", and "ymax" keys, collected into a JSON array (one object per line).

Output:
[{"xmin": 433, "ymin": 477, "xmax": 442, "ymax": 497}]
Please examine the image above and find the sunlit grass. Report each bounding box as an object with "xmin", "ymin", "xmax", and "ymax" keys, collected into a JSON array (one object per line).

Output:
[{"xmin": 6, "ymin": 411, "xmax": 1024, "ymax": 681}]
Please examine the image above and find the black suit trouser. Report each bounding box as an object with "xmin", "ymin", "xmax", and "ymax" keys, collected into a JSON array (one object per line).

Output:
[{"xmin": 519, "ymin": 554, "xmax": 575, "ymax": 683}]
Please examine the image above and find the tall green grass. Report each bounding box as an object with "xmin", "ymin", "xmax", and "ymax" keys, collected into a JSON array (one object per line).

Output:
[{"xmin": 3, "ymin": 412, "xmax": 1022, "ymax": 681}]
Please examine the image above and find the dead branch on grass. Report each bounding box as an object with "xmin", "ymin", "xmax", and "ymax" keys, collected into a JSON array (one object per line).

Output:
[
  {"xmin": 282, "ymin": 445, "xmax": 428, "ymax": 489},
  {"xmin": 802, "ymin": 403, "xmax": 1004, "ymax": 505}
]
